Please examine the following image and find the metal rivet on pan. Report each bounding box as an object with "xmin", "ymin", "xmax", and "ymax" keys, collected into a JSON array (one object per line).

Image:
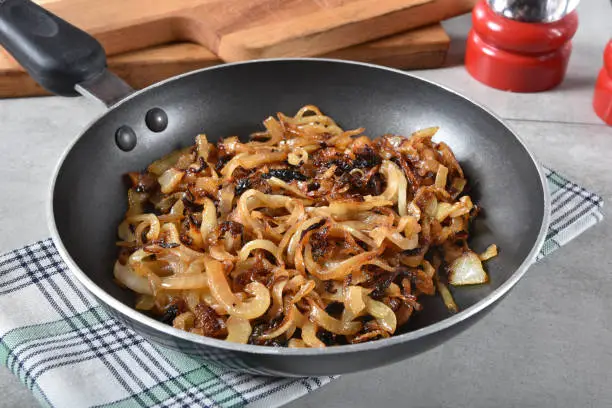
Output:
[
  {"xmin": 115, "ymin": 126, "xmax": 137, "ymax": 151},
  {"xmin": 145, "ymin": 107, "xmax": 168, "ymax": 132}
]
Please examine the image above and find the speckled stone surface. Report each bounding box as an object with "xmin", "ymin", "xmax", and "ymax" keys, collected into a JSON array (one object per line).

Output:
[{"xmin": 0, "ymin": 1, "xmax": 610, "ymax": 407}]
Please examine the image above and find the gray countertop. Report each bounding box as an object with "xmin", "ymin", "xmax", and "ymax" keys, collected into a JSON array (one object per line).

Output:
[{"xmin": 1, "ymin": 1, "xmax": 611, "ymax": 407}]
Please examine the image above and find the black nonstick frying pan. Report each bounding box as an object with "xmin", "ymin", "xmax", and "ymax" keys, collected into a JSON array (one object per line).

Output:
[{"xmin": 0, "ymin": 0, "xmax": 550, "ymax": 376}]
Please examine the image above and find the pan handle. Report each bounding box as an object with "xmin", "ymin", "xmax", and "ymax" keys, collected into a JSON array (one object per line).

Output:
[{"xmin": 0, "ymin": 0, "xmax": 133, "ymax": 106}]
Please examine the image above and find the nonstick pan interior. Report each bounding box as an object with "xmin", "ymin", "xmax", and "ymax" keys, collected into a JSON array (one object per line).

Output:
[{"xmin": 50, "ymin": 59, "xmax": 548, "ymax": 375}]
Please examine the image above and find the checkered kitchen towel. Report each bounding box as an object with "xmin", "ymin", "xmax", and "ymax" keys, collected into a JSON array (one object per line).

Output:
[{"xmin": 0, "ymin": 168, "xmax": 604, "ymax": 408}]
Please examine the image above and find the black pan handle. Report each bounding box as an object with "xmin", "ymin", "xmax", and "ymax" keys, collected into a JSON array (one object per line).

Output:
[{"xmin": 0, "ymin": 0, "xmax": 106, "ymax": 96}]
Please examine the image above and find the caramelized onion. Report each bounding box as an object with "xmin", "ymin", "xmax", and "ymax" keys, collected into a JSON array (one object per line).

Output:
[
  {"xmin": 288, "ymin": 339, "xmax": 307, "ymax": 348},
  {"xmin": 369, "ymin": 227, "xmax": 418, "ymax": 250},
  {"xmin": 209, "ymin": 243, "xmax": 238, "ymax": 262},
  {"xmin": 158, "ymin": 168, "xmax": 185, "ymax": 194},
  {"xmin": 351, "ymin": 330, "xmax": 390, "ymax": 343},
  {"xmin": 225, "ymin": 316, "xmax": 252, "ymax": 344},
  {"xmin": 239, "ymin": 239, "xmax": 281, "ymax": 263},
  {"xmin": 266, "ymin": 177, "xmax": 311, "ymax": 199},
  {"xmin": 334, "ymin": 223, "xmax": 376, "ymax": 248},
  {"xmin": 291, "ymin": 279, "xmax": 316, "ymax": 304},
  {"xmin": 199, "ymin": 198, "xmax": 217, "ymax": 242},
  {"xmin": 365, "ymin": 297, "xmax": 397, "ymax": 334},
  {"xmin": 206, "ymin": 257, "xmax": 270, "ymax": 319},
  {"xmin": 448, "ymin": 196, "xmax": 473, "ymax": 218},
  {"xmin": 309, "ymin": 302, "xmax": 361, "ymax": 335},
  {"xmin": 479, "ymin": 244, "xmax": 498, "ymax": 261},
  {"xmin": 222, "ymin": 152, "xmax": 288, "ymax": 179},
  {"xmin": 378, "ymin": 161, "xmax": 400, "ymax": 202},
  {"xmin": 218, "ymin": 184, "xmax": 235, "ymax": 218},
  {"xmin": 258, "ymin": 303, "xmax": 296, "ymax": 340},
  {"xmin": 344, "ymin": 286, "xmax": 366, "ymax": 315},
  {"xmin": 435, "ymin": 276, "xmax": 458, "ymax": 313},
  {"xmin": 115, "ymin": 105, "xmax": 492, "ymax": 347},
  {"xmin": 435, "ymin": 165, "xmax": 448, "ymax": 189},
  {"xmin": 301, "ymin": 321, "xmax": 325, "ymax": 348},
  {"xmin": 128, "ymin": 214, "xmax": 160, "ymax": 242},
  {"xmin": 135, "ymin": 294, "xmax": 155, "ymax": 310},
  {"xmin": 435, "ymin": 202, "xmax": 453, "ymax": 222},
  {"xmin": 267, "ymin": 279, "xmax": 288, "ymax": 319},
  {"xmin": 195, "ymin": 134, "xmax": 211, "ymax": 161},
  {"xmin": 288, "ymin": 147, "xmax": 308, "ymax": 166},
  {"xmin": 323, "ymin": 198, "xmax": 393, "ymax": 218},
  {"xmin": 148, "ymin": 147, "xmax": 191, "ymax": 176},
  {"xmin": 448, "ymin": 251, "xmax": 489, "ymax": 286},
  {"xmin": 114, "ymin": 261, "xmax": 152, "ymax": 295},
  {"xmin": 160, "ymin": 273, "xmax": 208, "ymax": 290},
  {"xmin": 173, "ymin": 312, "xmax": 195, "ymax": 331},
  {"xmin": 285, "ymin": 216, "xmax": 325, "ymax": 262},
  {"xmin": 312, "ymin": 250, "xmax": 379, "ymax": 281}
]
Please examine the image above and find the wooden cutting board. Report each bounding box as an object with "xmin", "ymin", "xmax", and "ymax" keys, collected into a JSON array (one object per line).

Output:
[
  {"xmin": 0, "ymin": 24, "xmax": 450, "ymax": 98},
  {"xmin": 28, "ymin": 0, "xmax": 476, "ymax": 61}
]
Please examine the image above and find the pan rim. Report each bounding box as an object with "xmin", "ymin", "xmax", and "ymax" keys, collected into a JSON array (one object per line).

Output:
[{"xmin": 48, "ymin": 57, "xmax": 551, "ymax": 357}]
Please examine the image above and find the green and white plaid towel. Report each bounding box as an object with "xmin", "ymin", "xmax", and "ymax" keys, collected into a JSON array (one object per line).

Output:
[{"xmin": 0, "ymin": 168, "xmax": 603, "ymax": 408}]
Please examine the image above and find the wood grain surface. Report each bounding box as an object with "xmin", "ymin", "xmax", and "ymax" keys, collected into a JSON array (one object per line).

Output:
[
  {"xmin": 0, "ymin": 24, "xmax": 450, "ymax": 98},
  {"xmin": 23, "ymin": 0, "xmax": 475, "ymax": 61}
]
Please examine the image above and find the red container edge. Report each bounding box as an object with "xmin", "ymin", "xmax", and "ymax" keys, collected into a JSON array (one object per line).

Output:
[
  {"xmin": 465, "ymin": 0, "xmax": 578, "ymax": 93},
  {"xmin": 593, "ymin": 40, "xmax": 612, "ymax": 125}
]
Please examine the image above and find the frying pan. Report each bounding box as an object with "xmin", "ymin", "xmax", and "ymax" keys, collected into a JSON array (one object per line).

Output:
[{"xmin": 0, "ymin": 0, "xmax": 550, "ymax": 376}]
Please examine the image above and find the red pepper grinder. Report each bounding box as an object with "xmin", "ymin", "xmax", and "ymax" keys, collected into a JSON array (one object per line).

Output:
[
  {"xmin": 593, "ymin": 40, "xmax": 612, "ymax": 125},
  {"xmin": 466, "ymin": 0, "xmax": 579, "ymax": 92}
]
